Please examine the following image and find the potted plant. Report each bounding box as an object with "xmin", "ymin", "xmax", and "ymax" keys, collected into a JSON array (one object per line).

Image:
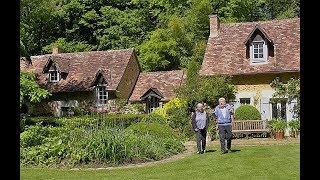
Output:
[
  {"xmin": 269, "ymin": 119, "xmax": 287, "ymax": 139},
  {"xmin": 288, "ymin": 120, "xmax": 300, "ymax": 138}
]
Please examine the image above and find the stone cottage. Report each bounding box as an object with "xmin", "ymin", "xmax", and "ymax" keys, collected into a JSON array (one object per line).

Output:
[
  {"xmin": 199, "ymin": 15, "xmax": 300, "ymax": 125},
  {"xmin": 20, "ymin": 48, "xmax": 141, "ymax": 116},
  {"xmin": 129, "ymin": 70, "xmax": 186, "ymax": 113},
  {"xmin": 20, "ymin": 47, "xmax": 186, "ymax": 116}
]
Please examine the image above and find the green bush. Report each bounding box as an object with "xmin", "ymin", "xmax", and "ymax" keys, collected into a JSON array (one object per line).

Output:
[
  {"xmin": 234, "ymin": 105, "xmax": 261, "ymax": 120},
  {"xmin": 20, "ymin": 125, "xmax": 184, "ymax": 167},
  {"xmin": 269, "ymin": 119, "xmax": 288, "ymax": 131},
  {"xmin": 182, "ymin": 122, "xmax": 195, "ymax": 140},
  {"xmin": 26, "ymin": 116, "xmax": 60, "ymax": 127},
  {"xmin": 142, "ymin": 113, "xmax": 168, "ymax": 124},
  {"xmin": 20, "ymin": 125, "xmax": 50, "ymax": 148},
  {"xmin": 20, "ymin": 114, "xmax": 27, "ymax": 132},
  {"xmin": 288, "ymin": 120, "xmax": 300, "ymax": 131},
  {"xmin": 120, "ymin": 103, "xmax": 145, "ymax": 114},
  {"xmin": 126, "ymin": 121, "xmax": 177, "ymax": 139},
  {"xmin": 56, "ymin": 114, "xmax": 147, "ymax": 129},
  {"xmin": 152, "ymin": 98, "xmax": 190, "ymax": 133}
]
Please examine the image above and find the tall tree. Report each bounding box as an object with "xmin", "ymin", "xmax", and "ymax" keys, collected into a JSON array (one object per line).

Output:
[
  {"xmin": 20, "ymin": 0, "xmax": 63, "ymax": 55},
  {"xmin": 263, "ymin": 0, "xmax": 300, "ymax": 19}
]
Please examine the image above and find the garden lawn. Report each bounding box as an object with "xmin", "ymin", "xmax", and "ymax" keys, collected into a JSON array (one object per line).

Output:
[{"xmin": 21, "ymin": 144, "xmax": 299, "ymax": 180}]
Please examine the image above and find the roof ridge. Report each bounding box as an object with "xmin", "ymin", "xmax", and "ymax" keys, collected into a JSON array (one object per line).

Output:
[
  {"xmin": 221, "ymin": 17, "xmax": 299, "ymax": 26},
  {"xmin": 141, "ymin": 70, "xmax": 184, "ymax": 74},
  {"xmin": 30, "ymin": 48, "xmax": 134, "ymax": 58}
]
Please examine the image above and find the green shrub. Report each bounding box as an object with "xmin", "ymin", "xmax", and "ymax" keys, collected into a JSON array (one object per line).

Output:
[
  {"xmin": 182, "ymin": 122, "xmax": 195, "ymax": 140},
  {"xmin": 56, "ymin": 114, "xmax": 147, "ymax": 129},
  {"xmin": 126, "ymin": 121, "xmax": 176, "ymax": 139},
  {"xmin": 26, "ymin": 116, "xmax": 60, "ymax": 127},
  {"xmin": 20, "ymin": 114, "xmax": 27, "ymax": 132},
  {"xmin": 152, "ymin": 98, "xmax": 190, "ymax": 133},
  {"xmin": 120, "ymin": 103, "xmax": 145, "ymax": 114},
  {"xmin": 234, "ymin": 105, "xmax": 261, "ymax": 120},
  {"xmin": 269, "ymin": 119, "xmax": 288, "ymax": 131},
  {"xmin": 20, "ymin": 125, "xmax": 184, "ymax": 167},
  {"xmin": 142, "ymin": 113, "xmax": 168, "ymax": 124},
  {"xmin": 288, "ymin": 120, "xmax": 300, "ymax": 131},
  {"xmin": 20, "ymin": 125, "xmax": 50, "ymax": 147}
]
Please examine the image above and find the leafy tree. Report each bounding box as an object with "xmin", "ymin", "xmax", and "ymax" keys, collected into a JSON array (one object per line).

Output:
[
  {"xmin": 20, "ymin": 39, "xmax": 51, "ymax": 108},
  {"xmin": 263, "ymin": 0, "xmax": 300, "ymax": 19},
  {"xmin": 175, "ymin": 60, "xmax": 237, "ymax": 109},
  {"xmin": 20, "ymin": 0, "xmax": 63, "ymax": 55},
  {"xmin": 20, "ymin": 40, "xmax": 31, "ymax": 62},
  {"xmin": 20, "ymin": 71, "xmax": 51, "ymax": 107},
  {"xmin": 217, "ymin": 0, "xmax": 267, "ymax": 23},
  {"xmin": 138, "ymin": 15, "xmax": 192, "ymax": 71},
  {"xmin": 42, "ymin": 38, "xmax": 96, "ymax": 53},
  {"xmin": 20, "ymin": 0, "xmax": 300, "ymax": 70},
  {"xmin": 138, "ymin": 0, "xmax": 213, "ymax": 71},
  {"xmin": 271, "ymin": 78, "xmax": 300, "ymax": 118}
]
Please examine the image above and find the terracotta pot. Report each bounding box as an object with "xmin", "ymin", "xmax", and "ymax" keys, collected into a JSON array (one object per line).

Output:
[{"xmin": 274, "ymin": 130, "xmax": 284, "ymax": 139}]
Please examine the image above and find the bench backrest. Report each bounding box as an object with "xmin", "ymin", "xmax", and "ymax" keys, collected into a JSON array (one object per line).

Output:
[{"xmin": 232, "ymin": 120, "xmax": 268, "ymax": 130}]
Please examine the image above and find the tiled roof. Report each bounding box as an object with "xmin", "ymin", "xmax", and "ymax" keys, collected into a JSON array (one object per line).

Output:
[
  {"xmin": 129, "ymin": 70, "xmax": 186, "ymax": 102},
  {"xmin": 20, "ymin": 48, "xmax": 135, "ymax": 93},
  {"xmin": 199, "ymin": 18, "xmax": 300, "ymax": 76}
]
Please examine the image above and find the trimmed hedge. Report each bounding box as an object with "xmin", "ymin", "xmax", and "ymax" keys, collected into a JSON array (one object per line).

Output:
[
  {"xmin": 26, "ymin": 116, "xmax": 60, "ymax": 127},
  {"xmin": 24, "ymin": 114, "xmax": 147, "ymax": 129},
  {"xmin": 56, "ymin": 114, "xmax": 147, "ymax": 129},
  {"xmin": 235, "ymin": 105, "xmax": 261, "ymax": 120}
]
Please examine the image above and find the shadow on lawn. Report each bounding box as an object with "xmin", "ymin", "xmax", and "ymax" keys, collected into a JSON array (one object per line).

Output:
[
  {"xmin": 230, "ymin": 149, "xmax": 241, "ymax": 153},
  {"xmin": 204, "ymin": 150, "xmax": 216, "ymax": 153}
]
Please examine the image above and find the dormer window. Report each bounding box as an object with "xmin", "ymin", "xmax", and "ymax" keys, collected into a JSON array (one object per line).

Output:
[
  {"xmin": 48, "ymin": 70, "xmax": 60, "ymax": 82},
  {"xmin": 250, "ymin": 35, "xmax": 268, "ymax": 64},
  {"xmin": 245, "ymin": 25, "xmax": 274, "ymax": 65}
]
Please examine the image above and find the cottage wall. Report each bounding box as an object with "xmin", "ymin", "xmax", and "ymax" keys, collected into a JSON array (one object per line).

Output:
[{"xmin": 232, "ymin": 72, "xmax": 299, "ymax": 119}]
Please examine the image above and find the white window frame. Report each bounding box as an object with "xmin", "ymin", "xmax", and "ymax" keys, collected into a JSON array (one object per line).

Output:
[
  {"xmin": 96, "ymin": 86, "xmax": 108, "ymax": 106},
  {"xmin": 250, "ymin": 40, "xmax": 268, "ymax": 64},
  {"xmin": 48, "ymin": 70, "xmax": 60, "ymax": 82}
]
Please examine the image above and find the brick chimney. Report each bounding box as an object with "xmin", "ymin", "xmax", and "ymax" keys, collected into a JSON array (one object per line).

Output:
[
  {"xmin": 52, "ymin": 46, "xmax": 62, "ymax": 54},
  {"xmin": 209, "ymin": 15, "xmax": 220, "ymax": 37}
]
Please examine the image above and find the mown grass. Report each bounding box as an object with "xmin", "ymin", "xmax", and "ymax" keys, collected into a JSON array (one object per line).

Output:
[{"xmin": 21, "ymin": 144, "xmax": 299, "ymax": 180}]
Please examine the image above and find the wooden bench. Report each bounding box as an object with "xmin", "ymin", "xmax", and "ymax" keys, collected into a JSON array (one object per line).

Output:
[{"xmin": 231, "ymin": 120, "xmax": 270, "ymax": 138}]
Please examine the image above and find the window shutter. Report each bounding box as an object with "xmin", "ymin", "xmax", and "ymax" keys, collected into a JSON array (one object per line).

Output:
[
  {"xmin": 249, "ymin": 44, "xmax": 253, "ymax": 62},
  {"xmin": 263, "ymin": 41, "xmax": 268, "ymax": 62},
  {"xmin": 260, "ymin": 97, "xmax": 271, "ymax": 120}
]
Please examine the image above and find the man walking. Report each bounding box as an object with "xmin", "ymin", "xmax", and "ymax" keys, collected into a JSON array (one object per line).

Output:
[
  {"xmin": 213, "ymin": 98, "xmax": 234, "ymax": 154},
  {"xmin": 192, "ymin": 103, "xmax": 209, "ymax": 154}
]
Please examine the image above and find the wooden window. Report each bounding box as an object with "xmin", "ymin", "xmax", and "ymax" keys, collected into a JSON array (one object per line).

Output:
[
  {"xmin": 48, "ymin": 70, "xmax": 60, "ymax": 82},
  {"xmin": 96, "ymin": 86, "xmax": 108, "ymax": 106}
]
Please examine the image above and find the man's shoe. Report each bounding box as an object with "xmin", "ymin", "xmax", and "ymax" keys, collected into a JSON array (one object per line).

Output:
[
  {"xmin": 227, "ymin": 149, "xmax": 232, "ymax": 153},
  {"xmin": 203, "ymin": 150, "xmax": 206, "ymax": 153},
  {"xmin": 221, "ymin": 150, "xmax": 228, "ymax": 154}
]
